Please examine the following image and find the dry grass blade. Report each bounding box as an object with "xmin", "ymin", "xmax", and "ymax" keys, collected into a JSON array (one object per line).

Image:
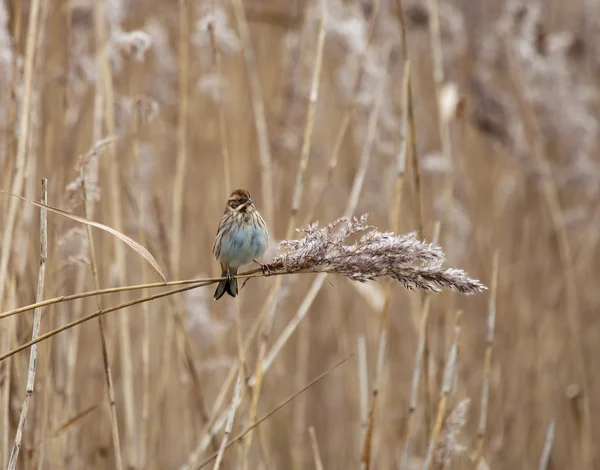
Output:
[
  {"xmin": 474, "ymin": 250, "xmax": 499, "ymax": 467},
  {"xmin": 212, "ymin": 372, "xmax": 243, "ymax": 470},
  {"xmin": 242, "ymin": 0, "xmax": 328, "ymax": 460},
  {"xmin": 0, "ymin": 0, "xmax": 41, "ymax": 312},
  {"xmin": 0, "ymin": 189, "xmax": 167, "ymax": 281},
  {"xmin": 400, "ymin": 222, "xmax": 441, "ymax": 470},
  {"xmin": 308, "ymin": 426, "xmax": 324, "ymax": 470},
  {"xmin": 7, "ymin": 179, "xmax": 47, "ymax": 470},
  {"xmin": 197, "ymin": 354, "xmax": 353, "ymax": 469},
  {"xmin": 538, "ymin": 419, "xmax": 556, "ymax": 470},
  {"xmin": 423, "ymin": 310, "xmax": 463, "ymax": 469},
  {"xmin": 230, "ymin": 0, "xmax": 274, "ymax": 224},
  {"xmin": 0, "ymin": 282, "xmax": 211, "ymax": 364},
  {"xmin": 49, "ymin": 404, "xmax": 99, "ymax": 439}
]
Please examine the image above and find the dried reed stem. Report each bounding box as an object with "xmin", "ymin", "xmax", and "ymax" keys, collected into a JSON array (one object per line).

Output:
[
  {"xmin": 180, "ymin": 302, "xmax": 268, "ymax": 469},
  {"xmin": 80, "ymin": 162, "xmax": 124, "ymax": 470},
  {"xmin": 133, "ymin": 102, "xmax": 152, "ymax": 470},
  {"xmin": 93, "ymin": 0, "xmax": 135, "ymax": 462},
  {"xmin": 0, "ymin": 280, "xmax": 211, "ymax": 363},
  {"xmin": 242, "ymin": 0, "xmax": 327, "ymax": 459},
  {"xmin": 361, "ymin": 57, "xmax": 410, "ymax": 470},
  {"xmin": 474, "ymin": 250, "xmax": 499, "ymax": 467},
  {"xmin": 1, "ymin": 281, "xmax": 17, "ymax": 468},
  {"xmin": 230, "ymin": 0, "xmax": 274, "ymax": 225},
  {"xmin": 1, "ymin": 1, "xmax": 22, "ymax": 461},
  {"xmin": 208, "ymin": 0, "xmax": 231, "ymax": 195},
  {"xmin": 504, "ymin": 39, "xmax": 591, "ymax": 470},
  {"xmin": 0, "ymin": 0, "xmax": 40, "ymax": 308},
  {"xmin": 302, "ymin": 1, "xmax": 381, "ymax": 225},
  {"xmin": 426, "ymin": 0, "xmax": 454, "ymax": 210},
  {"xmin": 308, "ymin": 426, "xmax": 324, "ymax": 470},
  {"xmin": 423, "ymin": 310, "xmax": 463, "ymax": 470},
  {"xmin": 173, "ymin": 0, "xmax": 190, "ymax": 278},
  {"xmin": 399, "ymin": 221, "xmax": 441, "ymax": 470},
  {"xmin": 7, "ymin": 179, "xmax": 47, "ymax": 470},
  {"xmin": 256, "ymin": 44, "xmax": 391, "ymax": 381},
  {"xmin": 212, "ymin": 372, "xmax": 243, "ymax": 470},
  {"xmin": 197, "ymin": 355, "xmax": 353, "ymax": 469},
  {"xmin": 538, "ymin": 419, "xmax": 556, "ymax": 470},
  {"xmin": 1, "ymin": 0, "xmax": 21, "ymax": 216}
]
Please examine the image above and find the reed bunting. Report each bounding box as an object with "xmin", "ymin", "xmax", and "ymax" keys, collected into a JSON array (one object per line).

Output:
[{"xmin": 212, "ymin": 188, "xmax": 269, "ymax": 300}]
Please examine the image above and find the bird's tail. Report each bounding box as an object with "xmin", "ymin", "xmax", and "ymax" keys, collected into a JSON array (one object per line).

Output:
[{"xmin": 214, "ymin": 270, "xmax": 238, "ymax": 300}]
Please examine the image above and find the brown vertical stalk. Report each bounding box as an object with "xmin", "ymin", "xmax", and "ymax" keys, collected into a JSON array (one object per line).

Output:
[
  {"xmin": 0, "ymin": 0, "xmax": 41, "ymax": 309},
  {"xmin": 474, "ymin": 250, "xmax": 499, "ymax": 467},
  {"xmin": 212, "ymin": 373, "xmax": 244, "ymax": 470},
  {"xmin": 504, "ymin": 39, "xmax": 591, "ymax": 470},
  {"xmin": 230, "ymin": 0, "xmax": 274, "ymax": 225},
  {"xmin": 423, "ymin": 310, "xmax": 463, "ymax": 470},
  {"xmin": 399, "ymin": 221, "xmax": 441, "ymax": 470},
  {"xmin": 360, "ymin": 57, "xmax": 409, "ymax": 470},
  {"xmin": 258, "ymin": 44, "xmax": 392, "ymax": 380},
  {"xmin": 208, "ymin": 0, "xmax": 231, "ymax": 196},
  {"xmin": 132, "ymin": 101, "xmax": 153, "ymax": 470},
  {"xmin": 242, "ymin": 0, "xmax": 328, "ymax": 461},
  {"xmin": 538, "ymin": 419, "xmax": 556, "ymax": 470},
  {"xmin": 80, "ymin": 162, "xmax": 123, "ymax": 470},
  {"xmin": 173, "ymin": 0, "xmax": 190, "ymax": 278},
  {"xmin": 93, "ymin": 0, "xmax": 135, "ymax": 464},
  {"xmin": 7, "ymin": 178, "xmax": 47, "ymax": 470},
  {"xmin": 426, "ymin": 0, "xmax": 453, "ymax": 211},
  {"xmin": 308, "ymin": 426, "xmax": 324, "ymax": 470},
  {"xmin": 1, "ymin": 0, "xmax": 21, "ymax": 214}
]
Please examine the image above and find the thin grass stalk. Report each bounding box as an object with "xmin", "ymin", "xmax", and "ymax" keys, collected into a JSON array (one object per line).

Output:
[
  {"xmin": 80, "ymin": 164, "xmax": 124, "ymax": 470},
  {"xmin": 1, "ymin": 0, "xmax": 22, "ymax": 459},
  {"xmin": 360, "ymin": 58, "xmax": 409, "ymax": 470},
  {"xmin": 197, "ymin": 355, "xmax": 353, "ymax": 469},
  {"xmin": 357, "ymin": 335, "xmax": 369, "ymax": 454},
  {"xmin": 538, "ymin": 419, "xmax": 556, "ymax": 470},
  {"xmin": 291, "ymin": 316, "xmax": 311, "ymax": 470},
  {"xmin": 0, "ymin": 270, "xmax": 277, "ymax": 322},
  {"xmin": 173, "ymin": 0, "xmax": 190, "ymax": 278},
  {"xmin": 1, "ymin": 1, "xmax": 33, "ymax": 463},
  {"xmin": 242, "ymin": 0, "xmax": 328, "ymax": 459},
  {"xmin": 0, "ymin": 0, "xmax": 41, "ymax": 308},
  {"xmin": 257, "ymin": 44, "xmax": 391, "ymax": 380},
  {"xmin": 7, "ymin": 178, "xmax": 47, "ymax": 470},
  {"xmin": 0, "ymin": 280, "xmax": 210, "ymax": 364},
  {"xmin": 308, "ymin": 426, "xmax": 324, "ymax": 470},
  {"xmin": 423, "ymin": 310, "xmax": 463, "ymax": 470},
  {"xmin": 133, "ymin": 101, "xmax": 152, "ymax": 470},
  {"xmin": 504, "ymin": 39, "xmax": 591, "ymax": 470},
  {"xmin": 302, "ymin": 2, "xmax": 381, "ymax": 226},
  {"xmin": 1, "ymin": 0, "xmax": 21, "ymax": 216},
  {"xmin": 0, "ymin": 289, "xmax": 12, "ymax": 468},
  {"xmin": 425, "ymin": 0, "xmax": 453, "ymax": 211},
  {"xmin": 212, "ymin": 372, "xmax": 243, "ymax": 470},
  {"xmin": 64, "ymin": 90, "xmax": 105, "ymax": 470},
  {"xmin": 93, "ymin": 0, "xmax": 135, "ymax": 462},
  {"xmin": 399, "ymin": 221, "xmax": 440, "ymax": 470},
  {"xmin": 474, "ymin": 250, "xmax": 499, "ymax": 468},
  {"xmin": 230, "ymin": 0, "xmax": 274, "ymax": 225},
  {"xmin": 180, "ymin": 304, "xmax": 268, "ymax": 470},
  {"xmin": 208, "ymin": 0, "xmax": 231, "ymax": 196}
]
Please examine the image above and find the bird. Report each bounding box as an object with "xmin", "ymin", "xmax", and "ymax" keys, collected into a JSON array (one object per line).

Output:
[{"xmin": 212, "ymin": 188, "xmax": 269, "ymax": 300}]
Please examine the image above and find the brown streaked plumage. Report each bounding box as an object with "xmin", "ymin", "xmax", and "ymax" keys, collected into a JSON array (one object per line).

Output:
[{"xmin": 212, "ymin": 188, "xmax": 269, "ymax": 300}]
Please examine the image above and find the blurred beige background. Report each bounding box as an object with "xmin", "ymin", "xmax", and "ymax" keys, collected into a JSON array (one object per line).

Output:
[{"xmin": 0, "ymin": 0, "xmax": 599, "ymax": 469}]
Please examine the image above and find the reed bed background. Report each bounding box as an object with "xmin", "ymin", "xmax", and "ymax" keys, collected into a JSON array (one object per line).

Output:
[{"xmin": 0, "ymin": 0, "xmax": 599, "ymax": 469}]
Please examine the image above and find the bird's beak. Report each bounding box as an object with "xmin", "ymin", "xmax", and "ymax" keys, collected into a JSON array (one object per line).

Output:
[{"xmin": 248, "ymin": 198, "xmax": 254, "ymax": 204}]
